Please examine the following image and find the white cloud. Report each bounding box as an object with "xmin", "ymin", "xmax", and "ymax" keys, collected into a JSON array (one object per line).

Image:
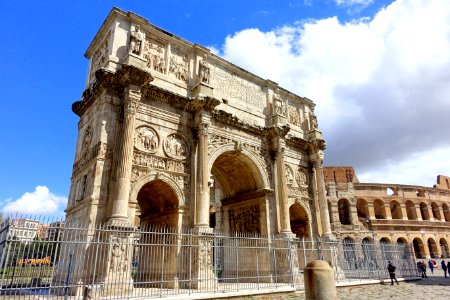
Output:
[
  {"xmin": 220, "ymin": 0, "xmax": 450, "ymax": 187},
  {"xmin": 2, "ymin": 186, "xmax": 67, "ymax": 216},
  {"xmin": 335, "ymin": 0, "xmax": 373, "ymax": 6}
]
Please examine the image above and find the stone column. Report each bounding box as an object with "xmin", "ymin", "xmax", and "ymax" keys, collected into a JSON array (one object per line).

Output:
[
  {"xmin": 367, "ymin": 203, "xmax": 375, "ymax": 220},
  {"xmin": 400, "ymin": 204, "xmax": 408, "ymax": 220},
  {"xmin": 274, "ymin": 139, "xmax": 291, "ymax": 234},
  {"xmin": 415, "ymin": 204, "xmax": 423, "ymax": 221},
  {"xmin": 312, "ymin": 155, "xmax": 332, "ymax": 238},
  {"xmin": 428, "ymin": 206, "xmax": 435, "ymax": 221},
  {"xmin": 195, "ymin": 118, "xmax": 211, "ymax": 228},
  {"xmin": 110, "ymin": 85, "xmax": 141, "ymax": 222},
  {"xmin": 385, "ymin": 204, "xmax": 392, "ymax": 220}
]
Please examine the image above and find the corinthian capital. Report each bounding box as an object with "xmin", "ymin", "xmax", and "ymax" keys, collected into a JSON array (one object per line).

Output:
[{"xmin": 197, "ymin": 122, "xmax": 209, "ymax": 137}]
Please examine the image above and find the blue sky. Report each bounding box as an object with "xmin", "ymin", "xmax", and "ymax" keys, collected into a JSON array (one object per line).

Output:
[{"xmin": 1, "ymin": 0, "xmax": 450, "ymax": 216}]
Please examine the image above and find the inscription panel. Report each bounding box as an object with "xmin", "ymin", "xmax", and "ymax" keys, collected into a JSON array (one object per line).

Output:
[{"xmin": 209, "ymin": 63, "xmax": 266, "ymax": 110}]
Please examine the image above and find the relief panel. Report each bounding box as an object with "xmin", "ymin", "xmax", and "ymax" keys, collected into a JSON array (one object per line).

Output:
[
  {"xmin": 163, "ymin": 133, "xmax": 190, "ymax": 160},
  {"xmin": 143, "ymin": 36, "xmax": 167, "ymax": 74},
  {"xmin": 228, "ymin": 204, "xmax": 260, "ymax": 234},
  {"xmin": 134, "ymin": 126, "xmax": 159, "ymax": 153},
  {"xmin": 168, "ymin": 47, "xmax": 189, "ymax": 82}
]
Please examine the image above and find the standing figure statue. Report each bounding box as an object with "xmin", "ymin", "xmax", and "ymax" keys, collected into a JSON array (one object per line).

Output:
[
  {"xmin": 129, "ymin": 25, "xmax": 143, "ymax": 56},
  {"xmin": 199, "ymin": 56, "xmax": 210, "ymax": 84}
]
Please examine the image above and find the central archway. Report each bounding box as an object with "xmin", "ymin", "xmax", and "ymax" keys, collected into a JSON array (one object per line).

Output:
[{"xmin": 211, "ymin": 149, "xmax": 268, "ymax": 235}]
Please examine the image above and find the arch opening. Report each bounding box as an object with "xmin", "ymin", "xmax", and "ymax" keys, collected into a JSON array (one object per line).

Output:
[
  {"xmin": 443, "ymin": 204, "xmax": 450, "ymax": 222},
  {"xmin": 338, "ymin": 199, "xmax": 352, "ymax": 225},
  {"xmin": 289, "ymin": 203, "xmax": 309, "ymax": 238},
  {"xmin": 137, "ymin": 179, "xmax": 179, "ymax": 227},
  {"xmin": 356, "ymin": 199, "xmax": 368, "ymax": 222},
  {"xmin": 373, "ymin": 199, "xmax": 386, "ymax": 219},
  {"xmin": 420, "ymin": 202, "xmax": 430, "ymax": 220},
  {"xmin": 413, "ymin": 238, "xmax": 425, "ymax": 259},
  {"xmin": 428, "ymin": 238, "xmax": 439, "ymax": 258},
  {"xmin": 390, "ymin": 200, "xmax": 402, "ymax": 220},
  {"xmin": 211, "ymin": 150, "xmax": 266, "ymax": 235},
  {"xmin": 405, "ymin": 200, "xmax": 417, "ymax": 220},
  {"xmin": 440, "ymin": 238, "xmax": 449, "ymax": 258},
  {"xmin": 431, "ymin": 202, "xmax": 441, "ymax": 220}
]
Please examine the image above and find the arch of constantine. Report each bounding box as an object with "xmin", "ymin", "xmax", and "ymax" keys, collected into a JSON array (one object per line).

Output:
[
  {"xmin": 67, "ymin": 7, "xmax": 332, "ymax": 239},
  {"xmin": 324, "ymin": 167, "xmax": 450, "ymax": 259}
]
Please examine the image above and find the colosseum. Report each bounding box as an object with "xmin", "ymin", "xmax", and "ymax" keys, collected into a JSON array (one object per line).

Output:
[{"xmin": 324, "ymin": 167, "xmax": 450, "ymax": 259}]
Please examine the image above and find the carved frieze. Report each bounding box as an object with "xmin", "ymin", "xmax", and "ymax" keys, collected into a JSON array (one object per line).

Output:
[
  {"xmin": 228, "ymin": 205, "xmax": 260, "ymax": 234},
  {"xmin": 134, "ymin": 126, "xmax": 159, "ymax": 153},
  {"xmin": 168, "ymin": 48, "xmax": 189, "ymax": 82},
  {"xmin": 133, "ymin": 152, "xmax": 188, "ymax": 174},
  {"xmin": 163, "ymin": 133, "xmax": 189, "ymax": 160},
  {"xmin": 131, "ymin": 166, "xmax": 191, "ymax": 192},
  {"xmin": 285, "ymin": 164, "xmax": 294, "ymax": 186},
  {"xmin": 73, "ymin": 142, "xmax": 111, "ymax": 177},
  {"xmin": 296, "ymin": 168, "xmax": 309, "ymax": 187},
  {"xmin": 208, "ymin": 134, "xmax": 233, "ymax": 155},
  {"xmin": 287, "ymin": 186, "xmax": 310, "ymax": 198},
  {"xmin": 209, "ymin": 64, "xmax": 265, "ymax": 108},
  {"xmin": 109, "ymin": 236, "xmax": 129, "ymax": 272},
  {"xmin": 89, "ymin": 31, "xmax": 110, "ymax": 82},
  {"xmin": 288, "ymin": 105, "xmax": 300, "ymax": 127},
  {"xmin": 144, "ymin": 37, "xmax": 166, "ymax": 74}
]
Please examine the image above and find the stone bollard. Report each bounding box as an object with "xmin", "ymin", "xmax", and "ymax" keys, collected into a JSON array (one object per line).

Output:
[{"xmin": 304, "ymin": 260, "xmax": 337, "ymax": 300}]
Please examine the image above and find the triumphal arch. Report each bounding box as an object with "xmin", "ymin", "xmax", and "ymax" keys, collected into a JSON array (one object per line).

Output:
[{"xmin": 67, "ymin": 7, "xmax": 332, "ymax": 239}]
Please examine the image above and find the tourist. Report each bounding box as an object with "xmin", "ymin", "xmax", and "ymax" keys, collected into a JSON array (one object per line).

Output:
[
  {"xmin": 387, "ymin": 261, "xmax": 399, "ymax": 285},
  {"xmin": 441, "ymin": 260, "xmax": 448, "ymax": 278},
  {"xmin": 418, "ymin": 261, "xmax": 427, "ymax": 278},
  {"xmin": 428, "ymin": 259, "xmax": 434, "ymax": 274},
  {"xmin": 447, "ymin": 261, "xmax": 450, "ymax": 276}
]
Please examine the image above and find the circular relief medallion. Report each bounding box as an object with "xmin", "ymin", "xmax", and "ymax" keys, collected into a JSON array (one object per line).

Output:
[
  {"xmin": 163, "ymin": 133, "xmax": 190, "ymax": 160},
  {"xmin": 134, "ymin": 126, "xmax": 159, "ymax": 153},
  {"xmin": 296, "ymin": 169, "xmax": 308, "ymax": 186}
]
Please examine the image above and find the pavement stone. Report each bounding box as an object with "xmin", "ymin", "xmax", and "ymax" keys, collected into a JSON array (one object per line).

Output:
[{"xmin": 236, "ymin": 272, "xmax": 450, "ymax": 300}]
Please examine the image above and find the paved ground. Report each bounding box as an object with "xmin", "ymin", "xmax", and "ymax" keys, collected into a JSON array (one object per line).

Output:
[{"xmin": 235, "ymin": 271, "xmax": 450, "ymax": 300}]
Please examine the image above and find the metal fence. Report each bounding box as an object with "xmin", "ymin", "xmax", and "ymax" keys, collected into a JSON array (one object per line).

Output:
[{"xmin": 0, "ymin": 216, "xmax": 419, "ymax": 299}]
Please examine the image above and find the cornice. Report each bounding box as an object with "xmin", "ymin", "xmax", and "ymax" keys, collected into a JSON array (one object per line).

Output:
[{"xmin": 72, "ymin": 65, "xmax": 153, "ymax": 117}]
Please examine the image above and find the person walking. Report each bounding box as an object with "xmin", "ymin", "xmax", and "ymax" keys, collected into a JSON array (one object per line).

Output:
[
  {"xmin": 441, "ymin": 260, "xmax": 448, "ymax": 278},
  {"xmin": 428, "ymin": 259, "xmax": 434, "ymax": 274},
  {"xmin": 387, "ymin": 261, "xmax": 399, "ymax": 285},
  {"xmin": 418, "ymin": 261, "xmax": 427, "ymax": 278},
  {"xmin": 447, "ymin": 261, "xmax": 450, "ymax": 277}
]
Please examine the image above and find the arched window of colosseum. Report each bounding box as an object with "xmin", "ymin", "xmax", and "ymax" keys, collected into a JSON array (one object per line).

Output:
[
  {"xmin": 420, "ymin": 202, "xmax": 430, "ymax": 220},
  {"xmin": 342, "ymin": 237, "xmax": 356, "ymax": 264},
  {"xmin": 431, "ymin": 202, "xmax": 441, "ymax": 220},
  {"xmin": 380, "ymin": 238, "xmax": 392, "ymax": 260},
  {"xmin": 443, "ymin": 204, "xmax": 450, "ymax": 222},
  {"xmin": 413, "ymin": 238, "xmax": 425, "ymax": 259},
  {"xmin": 439, "ymin": 238, "xmax": 450, "ymax": 258},
  {"xmin": 397, "ymin": 238, "xmax": 408, "ymax": 258},
  {"xmin": 416, "ymin": 189, "xmax": 425, "ymax": 197},
  {"xmin": 338, "ymin": 199, "xmax": 352, "ymax": 225},
  {"xmin": 327, "ymin": 200, "xmax": 333, "ymax": 224},
  {"xmin": 373, "ymin": 199, "xmax": 386, "ymax": 219},
  {"xmin": 387, "ymin": 187, "xmax": 398, "ymax": 196},
  {"xmin": 405, "ymin": 200, "xmax": 417, "ymax": 220},
  {"xmin": 390, "ymin": 201, "xmax": 402, "ymax": 219},
  {"xmin": 362, "ymin": 237, "xmax": 374, "ymax": 261},
  {"xmin": 356, "ymin": 199, "xmax": 368, "ymax": 222},
  {"xmin": 427, "ymin": 238, "xmax": 439, "ymax": 258}
]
